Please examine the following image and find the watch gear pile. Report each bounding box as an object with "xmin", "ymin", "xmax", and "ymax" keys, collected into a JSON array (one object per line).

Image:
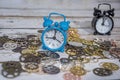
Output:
[
  {"xmin": 0, "ymin": 36, "xmax": 11, "ymax": 42},
  {"xmin": 99, "ymin": 41, "xmax": 112, "ymax": 51},
  {"xmin": 13, "ymin": 38, "xmax": 28, "ymax": 48},
  {"xmin": 67, "ymin": 28, "xmax": 80, "ymax": 42},
  {"xmin": 60, "ymin": 60, "xmax": 74, "ymax": 72},
  {"xmin": 109, "ymin": 48, "xmax": 120, "ymax": 60},
  {"xmin": 66, "ymin": 38, "xmax": 117, "ymax": 62},
  {"xmin": 0, "ymin": 34, "xmax": 42, "ymax": 51},
  {"xmin": 67, "ymin": 28, "xmax": 94, "ymax": 46},
  {"xmin": 0, "ymin": 36, "xmax": 11, "ymax": 48},
  {"xmin": 0, "ymin": 32, "xmax": 120, "ymax": 79}
]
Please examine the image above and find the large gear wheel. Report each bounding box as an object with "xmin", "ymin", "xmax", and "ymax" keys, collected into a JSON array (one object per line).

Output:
[
  {"xmin": 93, "ymin": 68, "xmax": 112, "ymax": 76},
  {"xmin": 1, "ymin": 61, "xmax": 22, "ymax": 78}
]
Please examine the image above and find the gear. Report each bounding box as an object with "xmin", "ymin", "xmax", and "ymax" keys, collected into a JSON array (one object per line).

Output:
[
  {"xmin": 45, "ymin": 51, "xmax": 60, "ymax": 59},
  {"xmin": 1, "ymin": 61, "xmax": 22, "ymax": 78},
  {"xmin": 60, "ymin": 58, "xmax": 70, "ymax": 64},
  {"xmin": 70, "ymin": 66, "xmax": 86, "ymax": 76},
  {"xmin": 100, "ymin": 62, "xmax": 119, "ymax": 71},
  {"xmin": 22, "ymin": 62, "xmax": 39, "ymax": 73},
  {"xmin": 110, "ymin": 48, "xmax": 120, "ymax": 58},
  {"xmin": 42, "ymin": 65, "xmax": 60, "ymax": 74},
  {"xmin": 63, "ymin": 73, "xmax": 81, "ymax": 80},
  {"xmin": 19, "ymin": 54, "xmax": 41, "ymax": 63},
  {"xmin": 13, "ymin": 38, "xmax": 28, "ymax": 48},
  {"xmin": 12, "ymin": 47, "xmax": 25, "ymax": 53},
  {"xmin": 93, "ymin": 68, "xmax": 112, "ymax": 76},
  {"xmin": 0, "ymin": 36, "xmax": 10, "ymax": 43},
  {"xmin": 66, "ymin": 48, "xmax": 77, "ymax": 56},
  {"xmin": 3, "ymin": 41, "xmax": 17, "ymax": 50},
  {"xmin": 20, "ymin": 48, "xmax": 38, "ymax": 56},
  {"xmin": 27, "ymin": 35, "xmax": 41, "ymax": 46},
  {"xmin": 99, "ymin": 41, "xmax": 112, "ymax": 51}
]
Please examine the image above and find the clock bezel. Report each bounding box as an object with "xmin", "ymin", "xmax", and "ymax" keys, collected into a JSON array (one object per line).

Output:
[
  {"xmin": 41, "ymin": 26, "xmax": 67, "ymax": 52},
  {"xmin": 94, "ymin": 16, "xmax": 114, "ymax": 35}
]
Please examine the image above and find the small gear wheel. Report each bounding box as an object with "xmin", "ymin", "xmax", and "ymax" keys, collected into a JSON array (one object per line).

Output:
[
  {"xmin": 63, "ymin": 73, "xmax": 81, "ymax": 80},
  {"xmin": 101, "ymin": 62, "xmax": 119, "ymax": 71},
  {"xmin": 22, "ymin": 62, "xmax": 39, "ymax": 73},
  {"xmin": 3, "ymin": 41, "xmax": 17, "ymax": 50},
  {"xmin": 70, "ymin": 66, "xmax": 86, "ymax": 76},
  {"xmin": 42, "ymin": 65, "xmax": 60, "ymax": 74}
]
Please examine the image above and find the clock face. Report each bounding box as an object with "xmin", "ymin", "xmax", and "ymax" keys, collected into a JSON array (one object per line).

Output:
[
  {"xmin": 43, "ymin": 29, "xmax": 64, "ymax": 49},
  {"xmin": 96, "ymin": 17, "xmax": 113, "ymax": 34}
]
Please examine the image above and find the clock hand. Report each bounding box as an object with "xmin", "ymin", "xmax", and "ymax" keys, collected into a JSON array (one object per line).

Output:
[
  {"xmin": 56, "ymin": 39, "xmax": 61, "ymax": 43},
  {"xmin": 46, "ymin": 37, "xmax": 53, "ymax": 39},
  {"xmin": 102, "ymin": 17, "xmax": 105, "ymax": 25},
  {"xmin": 104, "ymin": 24, "xmax": 109, "ymax": 27},
  {"xmin": 102, "ymin": 17, "xmax": 107, "ymax": 26},
  {"xmin": 53, "ymin": 30, "xmax": 57, "ymax": 37},
  {"xmin": 51, "ymin": 30, "xmax": 57, "ymax": 40},
  {"xmin": 47, "ymin": 36, "xmax": 61, "ymax": 43}
]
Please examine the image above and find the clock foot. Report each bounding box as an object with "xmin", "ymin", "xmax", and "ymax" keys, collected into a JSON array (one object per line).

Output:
[
  {"xmin": 42, "ymin": 45, "xmax": 46, "ymax": 50},
  {"xmin": 59, "ymin": 48, "xmax": 64, "ymax": 52},
  {"xmin": 93, "ymin": 32, "xmax": 97, "ymax": 35},
  {"xmin": 107, "ymin": 32, "xmax": 111, "ymax": 35}
]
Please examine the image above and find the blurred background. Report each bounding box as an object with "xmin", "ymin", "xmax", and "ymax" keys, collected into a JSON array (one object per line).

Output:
[{"xmin": 0, "ymin": 0, "xmax": 120, "ymax": 40}]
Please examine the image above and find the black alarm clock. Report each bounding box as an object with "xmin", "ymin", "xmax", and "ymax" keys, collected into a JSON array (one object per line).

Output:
[{"xmin": 92, "ymin": 3, "xmax": 115, "ymax": 35}]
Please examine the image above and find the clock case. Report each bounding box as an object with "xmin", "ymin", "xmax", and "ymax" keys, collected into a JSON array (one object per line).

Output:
[
  {"xmin": 41, "ymin": 12, "xmax": 70, "ymax": 52},
  {"xmin": 92, "ymin": 3, "xmax": 114, "ymax": 35}
]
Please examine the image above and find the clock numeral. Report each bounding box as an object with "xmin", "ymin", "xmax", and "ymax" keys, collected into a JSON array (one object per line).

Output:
[
  {"xmin": 56, "ymin": 43, "xmax": 59, "ymax": 47},
  {"xmin": 49, "ymin": 42, "xmax": 51, "ymax": 45},
  {"xmin": 52, "ymin": 43, "xmax": 55, "ymax": 46},
  {"xmin": 46, "ymin": 39, "xmax": 49, "ymax": 41}
]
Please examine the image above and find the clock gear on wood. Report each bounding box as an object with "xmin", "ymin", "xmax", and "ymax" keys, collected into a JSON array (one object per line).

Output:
[{"xmin": 41, "ymin": 12, "xmax": 70, "ymax": 52}]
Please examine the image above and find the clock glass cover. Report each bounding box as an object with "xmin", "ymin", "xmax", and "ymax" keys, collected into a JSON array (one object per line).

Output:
[
  {"xmin": 43, "ymin": 29, "xmax": 64, "ymax": 49},
  {"xmin": 96, "ymin": 17, "xmax": 113, "ymax": 34}
]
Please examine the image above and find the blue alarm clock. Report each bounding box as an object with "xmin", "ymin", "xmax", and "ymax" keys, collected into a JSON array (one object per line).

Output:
[{"xmin": 41, "ymin": 12, "xmax": 70, "ymax": 52}]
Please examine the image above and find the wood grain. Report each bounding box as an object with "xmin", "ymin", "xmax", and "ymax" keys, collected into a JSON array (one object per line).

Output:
[
  {"xmin": 0, "ymin": 17, "xmax": 120, "ymax": 28},
  {"xmin": 0, "ymin": 29, "xmax": 120, "ymax": 41}
]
